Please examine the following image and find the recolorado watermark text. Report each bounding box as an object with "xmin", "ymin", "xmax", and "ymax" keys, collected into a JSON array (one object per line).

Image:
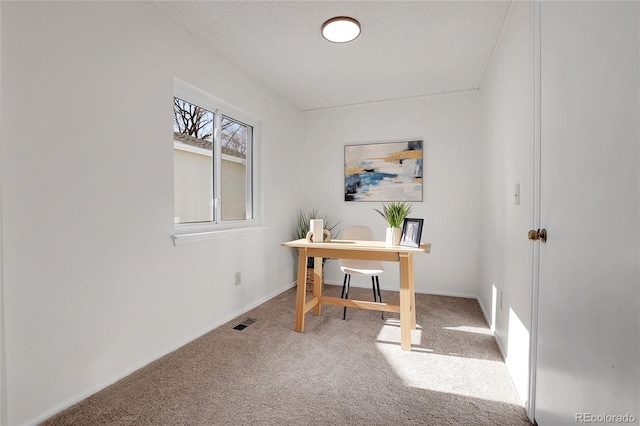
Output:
[{"xmin": 576, "ymin": 413, "xmax": 637, "ymax": 424}]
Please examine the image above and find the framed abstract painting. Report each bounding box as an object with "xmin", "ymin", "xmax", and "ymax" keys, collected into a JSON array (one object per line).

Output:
[{"xmin": 344, "ymin": 140, "xmax": 423, "ymax": 202}]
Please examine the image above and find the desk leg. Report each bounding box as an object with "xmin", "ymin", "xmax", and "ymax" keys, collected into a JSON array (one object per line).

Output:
[
  {"xmin": 313, "ymin": 257, "xmax": 323, "ymax": 315},
  {"xmin": 408, "ymin": 253, "xmax": 416, "ymax": 329},
  {"xmin": 399, "ymin": 252, "xmax": 412, "ymax": 351},
  {"xmin": 295, "ymin": 248, "xmax": 308, "ymax": 333}
]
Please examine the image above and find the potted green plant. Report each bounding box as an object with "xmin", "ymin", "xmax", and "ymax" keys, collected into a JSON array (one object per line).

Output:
[
  {"xmin": 374, "ymin": 201, "xmax": 412, "ymax": 246},
  {"xmin": 294, "ymin": 209, "xmax": 340, "ymax": 291},
  {"xmin": 295, "ymin": 209, "xmax": 340, "ymax": 248}
]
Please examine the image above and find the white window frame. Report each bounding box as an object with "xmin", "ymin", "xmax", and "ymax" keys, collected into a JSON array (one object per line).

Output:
[{"xmin": 172, "ymin": 78, "xmax": 260, "ymax": 240}]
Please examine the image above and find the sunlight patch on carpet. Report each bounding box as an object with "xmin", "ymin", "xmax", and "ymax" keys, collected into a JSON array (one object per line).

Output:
[
  {"xmin": 376, "ymin": 344, "xmax": 516, "ymax": 404},
  {"xmin": 442, "ymin": 325, "xmax": 493, "ymax": 335},
  {"xmin": 375, "ymin": 319, "xmax": 423, "ymax": 346},
  {"xmin": 374, "ymin": 320, "xmax": 520, "ymax": 405}
]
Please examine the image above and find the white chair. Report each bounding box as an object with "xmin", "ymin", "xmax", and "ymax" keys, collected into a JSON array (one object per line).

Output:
[{"xmin": 339, "ymin": 225, "xmax": 384, "ymax": 320}]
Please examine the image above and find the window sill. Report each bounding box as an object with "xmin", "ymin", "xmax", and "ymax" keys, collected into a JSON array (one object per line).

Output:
[{"xmin": 171, "ymin": 225, "xmax": 267, "ymax": 246}]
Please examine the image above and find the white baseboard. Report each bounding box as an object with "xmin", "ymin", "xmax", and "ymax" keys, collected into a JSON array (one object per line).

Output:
[
  {"xmin": 32, "ymin": 281, "xmax": 518, "ymax": 425},
  {"xmin": 29, "ymin": 281, "xmax": 296, "ymax": 426},
  {"xmin": 476, "ymin": 295, "xmax": 490, "ymax": 326},
  {"xmin": 476, "ymin": 296, "xmax": 507, "ymax": 361}
]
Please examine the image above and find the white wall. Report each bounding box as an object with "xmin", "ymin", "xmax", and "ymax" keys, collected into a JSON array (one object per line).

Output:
[
  {"xmin": 478, "ymin": 2, "xmax": 534, "ymax": 405},
  {"xmin": 303, "ymin": 92, "xmax": 483, "ymax": 297},
  {"xmin": 0, "ymin": 2, "xmax": 304, "ymax": 425}
]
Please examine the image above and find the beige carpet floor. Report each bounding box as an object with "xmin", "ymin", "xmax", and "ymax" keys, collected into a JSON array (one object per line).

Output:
[{"xmin": 42, "ymin": 285, "xmax": 532, "ymax": 425}]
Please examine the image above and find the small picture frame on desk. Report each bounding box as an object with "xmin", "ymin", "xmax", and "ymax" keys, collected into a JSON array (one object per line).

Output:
[{"xmin": 400, "ymin": 218, "xmax": 424, "ymax": 248}]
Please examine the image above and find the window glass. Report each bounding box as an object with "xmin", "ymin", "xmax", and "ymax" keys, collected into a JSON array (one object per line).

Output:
[
  {"xmin": 221, "ymin": 116, "xmax": 251, "ymax": 221},
  {"xmin": 172, "ymin": 84, "xmax": 256, "ymax": 231},
  {"xmin": 173, "ymin": 98, "xmax": 214, "ymax": 224}
]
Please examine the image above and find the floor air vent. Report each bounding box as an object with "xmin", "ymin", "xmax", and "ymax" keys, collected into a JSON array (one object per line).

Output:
[{"xmin": 232, "ymin": 318, "xmax": 257, "ymax": 330}]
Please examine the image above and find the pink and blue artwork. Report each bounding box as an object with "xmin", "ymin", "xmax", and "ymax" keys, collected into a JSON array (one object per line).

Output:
[{"xmin": 344, "ymin": 140, "xmax": 423, "ymax": 202}]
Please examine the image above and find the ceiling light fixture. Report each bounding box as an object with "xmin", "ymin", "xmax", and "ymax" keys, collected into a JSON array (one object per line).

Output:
[{"xmin": 321, "ymin": 16, "xmax": 361, "ymax": 43}]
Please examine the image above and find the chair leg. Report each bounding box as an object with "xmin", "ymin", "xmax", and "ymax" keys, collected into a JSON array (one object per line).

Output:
[
  {"xmin": 341, "ymin": 274, "xmax": 348, "ymax": 299},
  {"xmin": 371, "ymin": 276, "xmax": 378, "ymax": 302},
  {"xmin": 343, "ymin": 274, "xmax": 351, "ymax": 320},
  {"xmin": 376, "ymin": 276, "xmax": 384, "ymax": 320}
]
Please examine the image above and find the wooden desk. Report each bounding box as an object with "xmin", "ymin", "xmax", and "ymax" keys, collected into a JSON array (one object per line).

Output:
[{"xmin": 281, "ymin": 239, "xmax": 431, "ymax": 351}]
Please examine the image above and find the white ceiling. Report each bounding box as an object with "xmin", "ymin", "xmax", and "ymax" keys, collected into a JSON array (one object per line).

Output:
[{"xmin": 150, "ymin": 1, "xmax": 511, "ymax": 111}]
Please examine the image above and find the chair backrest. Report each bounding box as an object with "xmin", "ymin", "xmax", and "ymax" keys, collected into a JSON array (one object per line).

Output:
[
  {"xmin": 339, "ymin": 225, "xmax": 384, "ymax": 273},
  {"xmin": 342, "ymin": 225, "xmax": 375, "ymax": 241}
]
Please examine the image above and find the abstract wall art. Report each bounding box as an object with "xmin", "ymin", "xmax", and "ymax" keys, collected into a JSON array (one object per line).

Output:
[{"xmin": 344, "ymin": 140, "xmax": 423, "ymax": 202}]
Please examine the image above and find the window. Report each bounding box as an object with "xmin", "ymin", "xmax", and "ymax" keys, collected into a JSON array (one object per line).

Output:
[{"xmin": 173, "ymin": 80, "xmax": 255, "ymax": 234}]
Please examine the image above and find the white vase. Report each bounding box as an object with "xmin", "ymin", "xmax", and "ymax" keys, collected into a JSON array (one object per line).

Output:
[
  {"xmin": 310, "ymin": 219, "xmax": 323, "ymax": 243},
  {"xmin": 385, "ymin": 227, "xmax": 402, "ymax": 246}
]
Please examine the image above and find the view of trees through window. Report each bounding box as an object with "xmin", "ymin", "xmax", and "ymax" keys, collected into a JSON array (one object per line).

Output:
[
  {"xmin": 173, "ymin": 98, "xmax": 247, "ymax": 155},
  {"xmin": 221, "ymin": 116, "xmax": 247, "ymax": 155},
  {"xmin": 173, "ymin": 96, "xmax": 252, "ymax": 224},
  {"xmin": 173, "ymin": 97, "xmax": 213, "ymax": 141}
]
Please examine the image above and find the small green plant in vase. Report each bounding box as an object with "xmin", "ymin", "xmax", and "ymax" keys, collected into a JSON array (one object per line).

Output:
[
  {"xmin": 374, "ymin": 201, "xmax": 412, "ymax": 246},
  {"xmin": 294, "ymin": 209, "xmax": 340, "ymax": 291},
  {"xmin": 294, "ymin": 209, "xmax": 340, "ymax": 267}
]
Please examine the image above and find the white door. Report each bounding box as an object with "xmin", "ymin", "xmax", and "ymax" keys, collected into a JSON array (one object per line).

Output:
[{"xmin": 534, "ymin": 1, "xmax": 639, "ymax": 424}]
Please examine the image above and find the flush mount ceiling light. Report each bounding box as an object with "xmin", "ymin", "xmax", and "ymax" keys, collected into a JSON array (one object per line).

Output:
[{"xmin": 321, "ymin": 16, "xmax": 361, "ymax": 43}]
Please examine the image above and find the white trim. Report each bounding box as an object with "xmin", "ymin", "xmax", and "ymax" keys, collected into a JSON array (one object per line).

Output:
[
  {"xmin": 476, "ymin": 295, "xmax": 492, "ymax": 332},
  {"xmin": 0, "ymin": 2, "xmax": 5, "ymax": 420},
  {"xmin": 477, "ymin": 296, "xmax": 509, "ymax": 363},
  {"xmin": 31, "ymin": 280, "xmax": 296, "ymax": 426},
  {"xmin": 0, "ymin": 4, "xmax": 6, "ymax": 419},
  {"xmin": 244, "ymin": 124, "xmax": 254, "ymax": 220},
  {"xmin": 528, "ymin": 1, "xmax": 542, "ymax": 422},
  {"xmin": 213, "ymin": 110, "xmax": 222, "ymax": 223},
  {"xmin": 171, "ymin": 225, "xmax": 267, "ymax": 245}
]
